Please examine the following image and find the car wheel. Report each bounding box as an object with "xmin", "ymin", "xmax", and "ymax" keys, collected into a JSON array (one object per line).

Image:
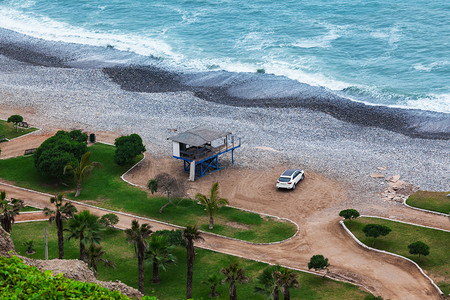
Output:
[
  {"xmin": 292, "ymin": 183, "xmax": 296, "ymax": 190},
  {"xmin": 301, "ymin": 174, "xmax": 304, "ymax": 181}
]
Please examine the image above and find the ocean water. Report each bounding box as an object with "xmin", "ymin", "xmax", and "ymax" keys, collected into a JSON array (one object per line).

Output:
[{"xmin": 0, "ymin": 0, "xmax": 449, "ymax": 113}]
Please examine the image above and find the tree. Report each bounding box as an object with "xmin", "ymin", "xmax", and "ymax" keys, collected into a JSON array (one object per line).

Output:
[
  {"xmin": 125, "ymin": 220, "xmax": 152, "ymax": 293},
  {"xmin": 148, "ymin": 179, "xmax": 158, "ymax": 194},
  {"xmin": 99, "ymin": 213, "xmax": 119, "ymax": 230},
  {"xmin": 0, "ymin": 191, "xmax": 24, "ymax": 233},
  {"xmin": 34, "ymin": 130, "xmax": 88, "ymax": 179},
  {"xmin": 195, "ymin": 182, "xmax": 229, "ymax": 230},
  {"xmin": 153, "ymin": 173, "xmax": 184, "ymax": 213},
  {"xmin": 43, "ymin": 194, "xmax": 77, "ymax": 259},
  {"xmin": 202, "ymin": 274, "xmax": 223, "ymax": 298},
  {"xmin": 154, "ymin": 229, "xmax": 185, "ymax": 247},
  {"xmin": 86, "ymin": 244, "xmax": 115, "ymax": 276},
  {"xmin": 339, "ymin": 209, "xmax": 360, "ymax": 222},
  {"xmin": 308, "ymin": 255, "xmax": 330, "ymax": 276},
  {"xmin": 362, "ymin": 224, "xmax": 391, "ymax": 246},
  {"xmin": 221, "ymin": 262, "xmax": 249, "ymax": 300},
  {"xmin": 7, "ymin": 115, "xmax": 23, "ymax": 132},
  {"xmin": 255, "ymin": 266, "xmax": 281, "ymax": 300},
  {"xmin": 66, "ymin": 210, "xmax": 103, "ymax": 261},
  {"xmin": 273, "ymin": 267, "xmax": 300, "ymax": 300},
  {"xmin": 114, "ymin": 134, "xmax": 146, "ymax": 166},
  {"xmin": 183, "ymin": 225, "xmax": 204, "ymax": 299},
  {"xmin": 64, "ymin": 151, "xmax": 102, "ymax": 197},
  {"xmin": 408, "ymin": 241, "xmax": 430, "ymax": 262},
  {"xmin": 145, "ymin": 234, "xmax": 176, "ymax": 284}
]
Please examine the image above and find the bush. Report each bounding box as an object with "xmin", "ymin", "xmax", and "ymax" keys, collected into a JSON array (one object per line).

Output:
[
  {"xmin": 154, "ymin": 229, "xmax": 186, "ymax": 246},
  {"xmin": 339, "ymin": 209, "xmax": 360, "ymax": 221},
  {"xmin": 362, "ymin": 224, "xmax": 391, "ymax": 246},
  {"xmin": 7, "ymin": 115, "xmax": 23, "ymax": 125},
  {"xmin": 114, "ymin": 134, "xmax": 146, "ymax": 166},
  {"xmin": 99, "ymin": 213, "xmax": 119, "ymax": 230},
  {"xmin": 0, "ymin": 255, "xmax": 132, "ymax": 299},
  {"xmin": 33, "ymin": 130, "xmax": 88, "ymax": 178},
  {"xmin": 308, "ymin": 255, "xmax": 330, "ymax": 274}
]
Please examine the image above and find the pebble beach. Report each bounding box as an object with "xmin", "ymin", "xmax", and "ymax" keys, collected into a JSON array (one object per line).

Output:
[{"xmin": 0, "ymin": 48, "xmax": 448, "ymax": 203}]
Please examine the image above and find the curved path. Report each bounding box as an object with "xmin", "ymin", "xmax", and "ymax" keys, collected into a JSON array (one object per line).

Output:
[{"xmin": 1, "ymin": 135, "xmax": 448, "ymax": 299}]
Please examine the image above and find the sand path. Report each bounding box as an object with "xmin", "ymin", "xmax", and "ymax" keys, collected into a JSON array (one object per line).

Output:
[{"xmin": 1, "ymin": 132, "xmax": 448, "ymax": 299}]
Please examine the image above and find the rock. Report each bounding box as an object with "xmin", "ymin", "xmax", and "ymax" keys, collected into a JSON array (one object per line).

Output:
[
  {"xmin": 377, "ymin": 166, "xmax": 387, "ymax": 170},
  {"xmin": 0, "ymin": 227, "xmax": 17, "ymax": 257},
  {"xmin": 386, "ymin": 175, "xmax": 401, "ymax": 183},
  {"xmin": 370, "ymin": 173, "xmax": 384, "ymax": 178}
]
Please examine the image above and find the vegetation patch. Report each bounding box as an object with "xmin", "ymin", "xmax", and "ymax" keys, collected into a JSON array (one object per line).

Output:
[
  {"xmin": 345, "ymin": 217, "xmax": 450, "ymax": 295},
  {"xmin": 0, "ymin": 119, "xmax": 38, "ymax": 140},
  {"xmin": 11, "ymin": 221, "xmax": 371, "ymax": 300},
  {"xmin": 406, "ymin": 190, "xmax": 450, "ymax": 214},
  {"xmin": 0, "ymin": 143, "xmax": 296, "ymax": 243}
]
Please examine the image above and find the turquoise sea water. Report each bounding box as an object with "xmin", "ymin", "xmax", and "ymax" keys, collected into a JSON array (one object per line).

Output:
[{"xmin": 0, "ymin": 0, "xmax": 449, "ymax": 113}]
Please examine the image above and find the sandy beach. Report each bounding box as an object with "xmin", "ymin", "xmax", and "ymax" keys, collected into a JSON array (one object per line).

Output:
[{"xmin": 0, "ymin": 40, "xmax": 449, "ymax": 299}]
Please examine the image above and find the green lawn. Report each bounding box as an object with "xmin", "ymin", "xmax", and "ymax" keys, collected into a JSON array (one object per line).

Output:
[
  {"xmin": 0, "ymin": 143, "xmax": 296, "ymax": 243},
  {"xmin": 406, "ymin": 190, "xmax": 450, "ymax": 215},
  {"xmin": 11, "ymin": 221, "xmax": 371, "ymax": 300},
  {"xmin": 21, "ymin": 205, "xmax": 42, "ymax": 212},
  {"xmin": 0, "ymin": 119, "xmax": 38, "ymax": 140},
  {"xmin": 345, "ymin": 217, "xmax": 450, "ymax": 295}
]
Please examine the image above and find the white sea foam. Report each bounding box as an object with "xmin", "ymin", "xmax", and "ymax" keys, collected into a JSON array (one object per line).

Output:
[
  {"xmin": 292, "ymin": 28, "xmax": 340, "ymax": 49},
  {"xmin": 0, "ymin": 6, "xmax": 182, "ymax": 61},
  {"xmin": 413, "ymin": 61, "xmax": 450, "ymax": 72}
]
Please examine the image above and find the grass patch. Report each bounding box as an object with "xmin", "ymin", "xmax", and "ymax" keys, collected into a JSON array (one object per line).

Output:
[
  {"xmin": 0, "ymin": 119, "xmax": 38, "ymax": 140},
  {"xmin": 21, "ymin": 205, "xmax": 42, "ymax": 212},
  {"xmin": 345, "ymin": 217, "xmax": 450, "ymax": 295},
  {"xmin": 0, "ymin": 143, "xmax": 296, "ymax": 243},
  {"xmin": 11, "ymin": 221, "xmax": 371, "ymax": 299},
  {"xmin": 406, "ymin": 190, "xmax": 450, "ymax": 214}
]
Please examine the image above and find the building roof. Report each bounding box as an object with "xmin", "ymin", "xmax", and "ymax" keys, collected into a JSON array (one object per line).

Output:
[{"xmin": 168, "ymin": 127, "xmax": 231, "ymax": 147}]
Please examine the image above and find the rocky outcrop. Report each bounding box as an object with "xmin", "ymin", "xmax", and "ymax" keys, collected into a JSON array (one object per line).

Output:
[
  {"xmin": 0, "ymin": 227, "xmax": 143, "ymax": 299},
  {"xmin": 381, "ymin": 175, "xmax": 419, "ymax": 203}
]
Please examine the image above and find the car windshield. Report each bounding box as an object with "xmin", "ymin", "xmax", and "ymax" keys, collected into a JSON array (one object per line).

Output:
[{"xmin": 278, "ymin": 177, "xmax": 290, "ymax": 182}]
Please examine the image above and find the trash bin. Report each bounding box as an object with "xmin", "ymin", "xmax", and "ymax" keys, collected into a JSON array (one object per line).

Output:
[{"xmin": 89, "ymin": 133, "xmax": 96, "ymax": 143}]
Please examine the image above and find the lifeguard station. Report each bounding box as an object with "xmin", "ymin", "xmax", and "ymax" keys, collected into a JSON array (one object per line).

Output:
[{"xmin": 168, "ymin": 127, "xmax": 241, "ymax": 181}]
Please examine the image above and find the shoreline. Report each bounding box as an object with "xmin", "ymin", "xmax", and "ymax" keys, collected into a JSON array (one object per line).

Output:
[
  {"xmin": 0, "ymin": 41, "xmax": 449, "ymax": 195},
  {"xmin": 0, "ymin": 29, "xmax": 448, "ymax": 140}
]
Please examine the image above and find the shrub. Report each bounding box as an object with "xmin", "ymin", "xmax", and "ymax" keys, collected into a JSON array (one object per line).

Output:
[
  {"xmin": 339, "ymin": 209, "xmax": 360, "ymax": 221},
  {"xmin": 114, "ymin": 134, "xmax": 146, "ymax": 166},
  {"xmin": 408, "ymin": 241, "xmax": 430, "ymax": 261},
  {"xmin": 154, "ymin": 229, "xmax": 186, "ymax": 246},
  {"xmin": 99, "ymin": 213, "xmax": 119, "ymax": 230},
  {"xmin": 362, "ymin": 224, "xmax": 391, "ymax": 246},
  {"xmin": 307, "ymin": 254, "xmax": 330, "ymax": 274},
  {"xmin": 33, "ymin": 130, "xmax": 88, "ymax": 178},
  {"xmin": 0, "ymin": 255, "xmax": 132, "ymax": 299}
]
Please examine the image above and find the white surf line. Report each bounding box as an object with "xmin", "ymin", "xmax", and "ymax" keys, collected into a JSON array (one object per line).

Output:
[
  {"xmin": 361, "ymin": 214, "xmax": 450, "ymax": 233},
  {"xmin": 340, "ymin": 219, "xmax": 444, "ymax": 296},
  {"xmin": 403, "ymin": 198, "xmax": 449, "ymax": 217}
]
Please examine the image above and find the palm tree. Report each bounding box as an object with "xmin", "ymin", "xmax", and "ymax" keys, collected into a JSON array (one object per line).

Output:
[
  {"xmin": 202, "ymin": 274, "xmax": 223, "ymax": 298},
  {"xmin": 145, "ymin": 234, "xmax": 176, "ymax": 284},
  {"xmin": 125, "ymin": 219, "xmax": 152, "ymax": 293},
  {"xmin": 64, "ymin": 151, "xmax": 102, "ymax": 197},
  {"xmin": 183, "ymin": 225, "xmax": 204, "ymax": 299},
  {"xmin": 195, "ymin": 182, "xmax": 229, "ymax": 230},
  {"xmin": 86, "ymin": 244, "xmax": 116, "ymax": 276},
  {"xmin": 221, "ymin": 262, "xmax": 249, "ymax": 300},
  {"xmin": 255, "ymin": 266, "xmax": 281, "ymax": 300},
  {"xmin": 273, "ymin": 267, "xmax": 300, "ymax": 300},
  {"xmin": 43, "ymin": 194, "xmax": 77, "ymax": 259},
  {"xmin": 66, "ymin": 210, "xmax": 103, "ymax": 261},
  {"xmin": 0, "ymin": 191, "xmax": 24, "ymax": 233}
]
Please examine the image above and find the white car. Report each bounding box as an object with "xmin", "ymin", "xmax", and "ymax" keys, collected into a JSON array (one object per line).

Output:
[{"xmin": 276, "ymin": 169, "xmax": 304, "ymax": 190}]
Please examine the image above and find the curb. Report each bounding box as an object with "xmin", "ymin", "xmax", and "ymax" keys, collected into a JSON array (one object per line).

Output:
[
  {"xmin": 360, "ymin": 214, "xmax": 450, "ymax": 233},
  {"xmin": 196, "ymin": 244, "xmax": 373, "ymax": 295},
  {"xmin": 403, "ymin": 199, "xmax": 449, "ymax": 217},
  {"xmin": 340, "ymin": 219, "xmax": 444, "ymax": 296}
]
